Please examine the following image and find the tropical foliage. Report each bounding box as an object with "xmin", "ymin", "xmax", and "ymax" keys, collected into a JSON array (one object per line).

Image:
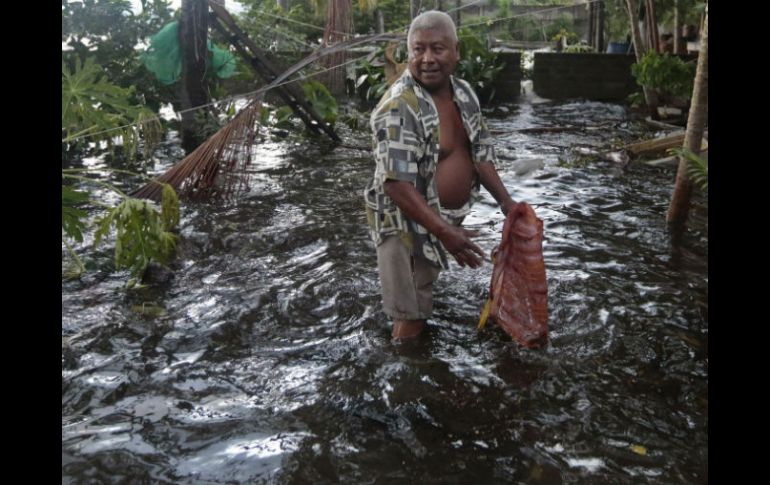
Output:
[
  {"xmin": 671, "ymin": 147, "xmax": 708, "ymax": 192},
  {"xmin": 456, "ymin": 27, "xmax": 506, "ymax": 102},
  {"xmin": 302, "ymin": 81, "xmax": 339, "ymax": 123},
  {"xmin": 93, "ymin": 183, "xmax": 179, "ymax": 280},
  {"xmin": 62, "ymin": 170, "xmax": 180, "ymax": 283},
  {"xmin": 350, "ymin": 46, "xmax": 391, "ymax": 103},
  {"xmin": 62, "ymin": 57, "xmax": 163, "ymax": 160},
  {"xmin": 62, "ymin": 1, "xmax": 198, "ymax": 284},
  {"xmin": 62, "ymin": 0, "xmax": 177, "ymax": 112},
  {"xmin": 631, "ymin": 50, "xmax": 696, "ymax": 102}
]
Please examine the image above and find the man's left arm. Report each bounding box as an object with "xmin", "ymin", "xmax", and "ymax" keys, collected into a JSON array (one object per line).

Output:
[
  {"xmin": 474, "ymin": 117, "xmax": 516, "ymax": 216},
  {"xmin": 477, "ymin": 162, "xmax": 516, "ymax": 216}
]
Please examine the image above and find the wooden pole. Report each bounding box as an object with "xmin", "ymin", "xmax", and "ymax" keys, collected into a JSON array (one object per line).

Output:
[
  {"xmin": 588, "ymin": 2, "xmax": 596, "ymax": 49},
  {"xmin": 673, "ymin": 0, "xmax": 681, "ymax": 54},
  {"xmin": 596, "ymin": 0, "xmax": 605, "ymax": 53}
]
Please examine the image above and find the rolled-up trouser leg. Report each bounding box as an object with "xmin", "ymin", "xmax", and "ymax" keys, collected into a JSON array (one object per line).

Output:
[{"xmin": 376, "ymin": 235, "xmax": 441, "ymax": 321}]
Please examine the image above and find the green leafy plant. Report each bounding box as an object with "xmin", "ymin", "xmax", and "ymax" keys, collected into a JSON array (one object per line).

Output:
[
  {"xmin": 671, "ymin": 147, "xmax": 708, "ymax": 192},
  {"xmin": 62, "ymin": 57, "xmax": 163, "ymax": 160},
  {"xmin": 350, "ymin": 50, "xmax": 389, "ymax": 103},
  {"xmin": 62, "ymin": 185, "xmax": 91, "ymax": 277},
  {"xmin": 253, "ymin": 104, "xmax": 299, "ymax": 130},
  {"xmin": 62, "ymin": 53, "xmax": 178, "ymax": 284},
  {"xmin": 93, "ymin": 183, "xmax": 179, "ymax": 281},
  {"xmin": 631, "ymin": 51, "xmax": 697, "ymax": 102},
  {"xmin": 302, "ymin": 80, "xmax": 338, "ymax": 123},
  {"xmin": 62, "ymin": 171, "xmax": 180, "ymax": 283},
  {"xmin": 627, "ymin": 91, "xmax": 645, "ymax": 108},
  {"xmin": 564, "ymin": 43, "xmax": 595, "ymax": 53},
  {"xmin": 456, "ymin": 28, "xmax": 506, "ymax": 102},
  {"xmin": 62, "ymin": 0, "xmax": 176, "ymax": 113},
  {"xmin": 259, "ymin": 105, "xmax": 272, "ymax": 125},
  {"xmin": 550, "ymin": 28, "xmax": 579, "ymax": 44},
  {"xmin": 274, "ymin": 106, "xmax": 296, "ymax": 128},
  {"xmin": 62, "ymin": 186, "xmax": 90, "ymax": 244}
]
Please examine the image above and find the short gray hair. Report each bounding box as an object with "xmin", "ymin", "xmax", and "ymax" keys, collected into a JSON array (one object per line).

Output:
[{"xmin": 407, "ymin": 10, "xmax": 458, "ymax": 46}]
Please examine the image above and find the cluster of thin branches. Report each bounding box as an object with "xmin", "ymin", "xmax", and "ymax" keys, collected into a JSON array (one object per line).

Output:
[{"xmin": 131, "ymin": 96, "xmax": 263, "ymax": 202}]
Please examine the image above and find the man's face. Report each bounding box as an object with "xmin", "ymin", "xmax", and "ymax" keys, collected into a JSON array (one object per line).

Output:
[{"xmin": 408, "ymin": 28, "xmax": 459, "ymax": 91}]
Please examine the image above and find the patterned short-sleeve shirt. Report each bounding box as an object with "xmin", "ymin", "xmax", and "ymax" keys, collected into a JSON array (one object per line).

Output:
[{"xmin": 363, "ymin": 70, "xmax": 496, "ymax": 269}]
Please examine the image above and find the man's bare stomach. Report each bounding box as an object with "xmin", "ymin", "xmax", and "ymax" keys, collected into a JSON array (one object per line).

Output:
[{"xmin": 436, "ymin": 150, "xmax": 476, "ymax": 209}]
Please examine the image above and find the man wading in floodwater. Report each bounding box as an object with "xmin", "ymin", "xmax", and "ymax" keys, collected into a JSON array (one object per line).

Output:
[{"xmin": 364, "ymin": 10, "xmax": 516, "ymax": 340}]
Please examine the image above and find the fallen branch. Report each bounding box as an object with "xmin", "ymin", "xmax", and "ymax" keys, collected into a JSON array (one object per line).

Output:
[
  {"xmin": 620, "ymin": 130, "xmax": 708, "ymax": 156},
  {"xmin": 643, "ymin": 148, "xmax": 708, "ymax": 167}
]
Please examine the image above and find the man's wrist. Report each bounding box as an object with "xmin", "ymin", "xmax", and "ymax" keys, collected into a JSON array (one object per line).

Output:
[{"xmin": 501, "ymin": 199, "xmax": 517, "ymax": 215}]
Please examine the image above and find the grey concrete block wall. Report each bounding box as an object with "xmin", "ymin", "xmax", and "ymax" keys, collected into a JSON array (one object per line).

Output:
[
  {"xmin": 492, "ymin": 52, "xmax": 522, "ymax": 102},
  {"xmin": 533, "ymin": 53, "xmax": 640, "ymax": 101}
]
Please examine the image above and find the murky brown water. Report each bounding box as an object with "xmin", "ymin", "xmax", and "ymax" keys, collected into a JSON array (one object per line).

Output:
[{"xmin": 62, "ymin": 98, "xmax": 707, "ymax": 484}]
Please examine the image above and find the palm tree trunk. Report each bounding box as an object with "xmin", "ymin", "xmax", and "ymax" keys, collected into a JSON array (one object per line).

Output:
[
  {"xmin": 322, "ymin": 0, "xmax": 353, "ymax": 96},
  {"xmin": 667, "ymin": 4, "xmax": 707, "ymax": 226}
]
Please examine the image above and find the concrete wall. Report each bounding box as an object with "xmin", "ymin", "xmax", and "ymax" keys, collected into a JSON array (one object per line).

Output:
[
  {"xmin": 492, "ymin": 52, "xmax": 522, "ymax": 102},
  {"xmin": 532, "ymin": 52, "xmax": 640, "ymax": 101}
]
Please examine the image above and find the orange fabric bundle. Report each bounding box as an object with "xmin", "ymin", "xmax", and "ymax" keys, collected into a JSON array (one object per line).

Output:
[{"xmin": 478, "ymin": 202, "xmax": 548, "ymax": 348}]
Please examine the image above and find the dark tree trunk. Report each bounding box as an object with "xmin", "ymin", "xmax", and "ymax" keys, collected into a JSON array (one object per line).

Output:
[
  {"xmin": 179, "ymin": 0, "xmax": 210, "ymax": 154},
  {"xmin": 376, "ymin": 9, "xmax": 385, "ymax": 34},
  {"xmin": 595, "ymin": 0, "xmax": 605, "ymax": 53}
]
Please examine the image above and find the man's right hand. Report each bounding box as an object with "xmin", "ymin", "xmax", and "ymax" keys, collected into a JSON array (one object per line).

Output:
[
  {"xmin": 384, "ymin": 180, "xmax": 486, "ymax": 268},
  {"xmin": 438, "ymin": 225, "xmax": 485, "ymax": 268}
]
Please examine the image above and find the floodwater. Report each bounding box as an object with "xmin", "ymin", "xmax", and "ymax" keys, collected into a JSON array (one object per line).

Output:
[{"xmin": 62, "ymin": 97, "xmax": 707, "ymax": 484}]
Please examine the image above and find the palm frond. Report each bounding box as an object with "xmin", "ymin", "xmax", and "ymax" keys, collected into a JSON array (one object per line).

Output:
[
  {"xmin": 672, "ymin": 147, "xmax": 708, "ymax": 192},
  {"xmin": 131, "ymin": 95, "xmax": 264, "ymax": 202},
  {"xmin": 131, "ymin": 34, "xmax": 403, "ymax": 204}
]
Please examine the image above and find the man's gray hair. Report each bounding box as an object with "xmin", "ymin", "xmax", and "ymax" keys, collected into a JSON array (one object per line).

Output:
[{"xmin": 407, "ymin": 10, "xmax": 458, "ymax": 46}]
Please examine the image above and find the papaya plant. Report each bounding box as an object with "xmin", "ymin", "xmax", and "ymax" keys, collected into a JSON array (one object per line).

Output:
[{"xmin": 62, "ymin": 57, "xmax": 163, "ymax": 160}]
